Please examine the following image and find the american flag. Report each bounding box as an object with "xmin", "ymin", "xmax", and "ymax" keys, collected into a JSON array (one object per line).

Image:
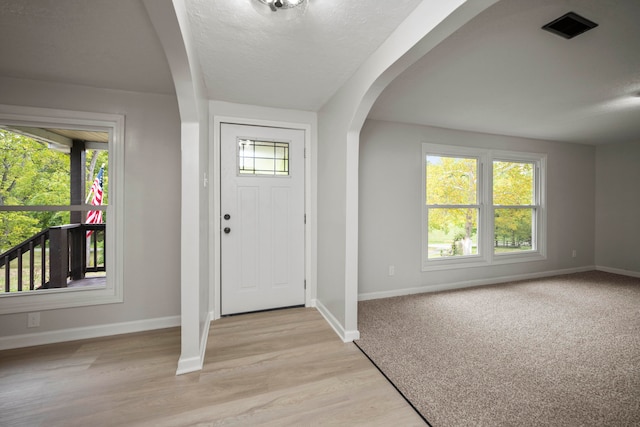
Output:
[{"xmin": 86, "ymin": 166, "xmax": 104, "ymax": 238}]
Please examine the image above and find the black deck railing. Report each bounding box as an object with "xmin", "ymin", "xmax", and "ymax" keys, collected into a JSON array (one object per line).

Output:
[{"xmin": 0, "ymin": 224, "xmax": 105, "ymax": 293}]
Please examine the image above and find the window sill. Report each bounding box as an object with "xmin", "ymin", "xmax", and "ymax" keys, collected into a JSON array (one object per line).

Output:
[
  {"xmin": 491, "ymin": 251, "xmax": 547, "ymax": 265},
  {"xmin": 0, "ymin": 283, "xmax": 122, "ymax": 315},
  {"xmin": 422, "ymin": 252, "xmax": 546, "ymax": 272}
]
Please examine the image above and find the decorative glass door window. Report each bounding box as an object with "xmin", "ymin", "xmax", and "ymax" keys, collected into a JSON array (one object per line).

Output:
[{"xmin": 238, "ymin": 139, "xmax": 289, "ymax": 176}]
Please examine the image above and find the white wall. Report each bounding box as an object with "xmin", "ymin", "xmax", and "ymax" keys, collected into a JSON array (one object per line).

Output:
[
  {"xmin": 596, "ymin": 141, "xmax": 640, "ymax": 274},
  {"xmin": 316, "ymin": 0, "xmax": 498, "ymax": 341},
  {"xmin": 143, "ymin": 0, "xmax": 211, "ymax": 374},
  {"xmin": 359, "ymin": 119, "xmax": 596, "ymax": 297},
  {"xmin": 0, "ymin": 76, "xmax": 181, "ymax": 338}
]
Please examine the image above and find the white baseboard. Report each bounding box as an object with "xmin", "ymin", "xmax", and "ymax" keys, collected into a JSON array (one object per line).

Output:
[
  {"xmin": 175, "ymin": 356, "xmax": 202, "ymax": 376},
  {"xmin": 596, "ymin": 265, "xmax": 640, "ymax": 278},
  {"xmin": 0, "ymin": 315, "xmax": 180, "ymax": 351},
  {"xmin": 315, "ymin": 299, "xmax": 359, "ymax": 342},
  {"xmin": 344, "ymin": 328, "xmax": 360, "ymax": 341},
  {"xmin": 358, "ymin": 266, "xmax": 596, "ymax": 301},
  {"xmin": 176, "ymin": 311, "xmax": 212, "ymax": 375}
]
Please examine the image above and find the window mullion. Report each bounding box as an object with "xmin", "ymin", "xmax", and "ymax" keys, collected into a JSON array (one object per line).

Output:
[
  {"xmin": 426, "ymin": 204, "xmax": 480, "ymax": 209},
  {"xmin": 0, "ymin": 205, "xmax": 105, "ymax": 212}
]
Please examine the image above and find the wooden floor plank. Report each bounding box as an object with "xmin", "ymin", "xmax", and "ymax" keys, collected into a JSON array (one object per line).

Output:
[{"xmin": 0, "ymin": 307, "xmax": 424, "ymax": 426}]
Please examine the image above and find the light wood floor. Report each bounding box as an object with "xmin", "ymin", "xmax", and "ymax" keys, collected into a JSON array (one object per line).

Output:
[{"xmin": 0, "ymin": 307, "xmax": 425, "ymax": 426}]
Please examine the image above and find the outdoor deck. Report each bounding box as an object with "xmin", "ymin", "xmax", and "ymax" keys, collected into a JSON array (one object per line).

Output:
[{"xmin": 67, "ymin": 275, "xmax": 106, "ymax": 288}]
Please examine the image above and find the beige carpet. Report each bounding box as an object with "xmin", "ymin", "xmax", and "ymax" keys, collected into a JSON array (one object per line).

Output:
[{"xmin": 356, "ymin": 271, "xmax": 640, "ymax": 427}]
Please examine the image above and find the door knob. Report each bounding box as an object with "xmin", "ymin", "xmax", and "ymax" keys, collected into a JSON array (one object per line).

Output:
[{"xmin": 224, "ymin": 227, "xmax": 231, "ymax": 234}]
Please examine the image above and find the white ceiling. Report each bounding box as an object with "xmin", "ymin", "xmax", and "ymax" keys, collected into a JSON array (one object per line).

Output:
[
  {"xmin": 0, "ymin": 0, "xmax": 175, "ymax": 95},
  {"xmin": 1, "ymin": 0, "xmax": 639, "ymax": 145},
  {"xmin": 369, "ymin": 0, "xmax": 640, "ymax": 145},
  {"xmin": 185, "ymin": 0, "xmax": 423, "ymax": 111}
]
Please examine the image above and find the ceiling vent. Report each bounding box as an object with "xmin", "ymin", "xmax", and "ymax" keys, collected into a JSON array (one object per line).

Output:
[{"xmin": 542, "ymin": 12, "xmax": 598, "ymax": 39}]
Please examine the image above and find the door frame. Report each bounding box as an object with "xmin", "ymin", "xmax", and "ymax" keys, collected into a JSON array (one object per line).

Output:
[{"xmin": 212, "ymin": 114, "xmax": 314, "ymax": 320}]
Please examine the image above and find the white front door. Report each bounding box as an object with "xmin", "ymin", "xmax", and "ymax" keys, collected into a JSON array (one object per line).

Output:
[{"xmin": 220, "ymin": 123, "xmax": 305, "ymax": 315}]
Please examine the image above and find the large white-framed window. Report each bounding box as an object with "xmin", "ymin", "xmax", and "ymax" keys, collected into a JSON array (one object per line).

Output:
[
  {"xmin": 422, "ymin": 143, "xmax": 546, "ymax": 271},
  {"xmin": 0, "ymin": 104, "xmax": 124, "ymax": 314}
]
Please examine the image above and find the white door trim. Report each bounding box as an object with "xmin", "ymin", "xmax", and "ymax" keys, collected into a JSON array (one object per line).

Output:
[{"xmin": 212, "ymin": 115, "xmax": 314, "ymax": 320}]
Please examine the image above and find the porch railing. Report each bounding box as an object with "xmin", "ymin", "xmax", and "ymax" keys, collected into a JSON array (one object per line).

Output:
[{"xmin": 0, "ymin": 223, "xmax": 106, "ymax": 293}]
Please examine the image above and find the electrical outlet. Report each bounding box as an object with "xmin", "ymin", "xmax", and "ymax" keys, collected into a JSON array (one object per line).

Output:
[
  {"xmin": 572, "ymin": 249, "xmax": 577, "ymax": 258},
  {"xmin": 388, "ymin": 265, "xmax": 395, "ymax": 276},
  {"xmin": 27, "ymin": 312, "xmax": 40, "ymax": 328}
]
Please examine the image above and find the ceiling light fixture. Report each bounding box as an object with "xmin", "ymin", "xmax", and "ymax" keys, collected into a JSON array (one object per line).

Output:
[{"xmin": 256, "ymin": 0, "xmax": 306, "ymax": 12}]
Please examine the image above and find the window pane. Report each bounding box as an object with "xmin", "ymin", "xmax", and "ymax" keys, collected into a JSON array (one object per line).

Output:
[
  {"xmin": 238, "ymin": 139, "xmax": 289, "ymax": 176},
  {"xmin": 426, "ymin": 155, "xmax": 477, "ymax": 205},
  {"xmin": 1, "ymin": 210, "xmax": 106, "ymax": 294},
  {"xmin": 493, "ymin": 161, "xmax": 533, "ymax": 205},
  {"xmin": 494, "ymin": 208, "xmax": 533, "ymax": 253},
  {"xmin": 0, "ymin": 129, "xmax": 70, "ymax": 206},
  {"xmin": 427, "ymin": 208, "xmax": 478, "ymax": 259},
  {"xmin": 0, "ymin": 126, "xmax": 109, "ymax": 294}
]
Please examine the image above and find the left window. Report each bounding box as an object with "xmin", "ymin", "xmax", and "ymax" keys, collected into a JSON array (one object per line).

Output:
[{"xmin": 0, "ymin": 105, "xmax": 124, "ymax": 314}]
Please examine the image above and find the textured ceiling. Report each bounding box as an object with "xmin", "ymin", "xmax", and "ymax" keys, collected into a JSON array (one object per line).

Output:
[
  {"xmin": 185, "ymin": 0, "xmax": 423, "ymax": 111},
  {"xmin": 0, "ymin": 0, "xmax": 174, "ymax": 95},
  {"xmin": 368, "ymin": 0, "xmax": 640, "ymax": 144}
]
